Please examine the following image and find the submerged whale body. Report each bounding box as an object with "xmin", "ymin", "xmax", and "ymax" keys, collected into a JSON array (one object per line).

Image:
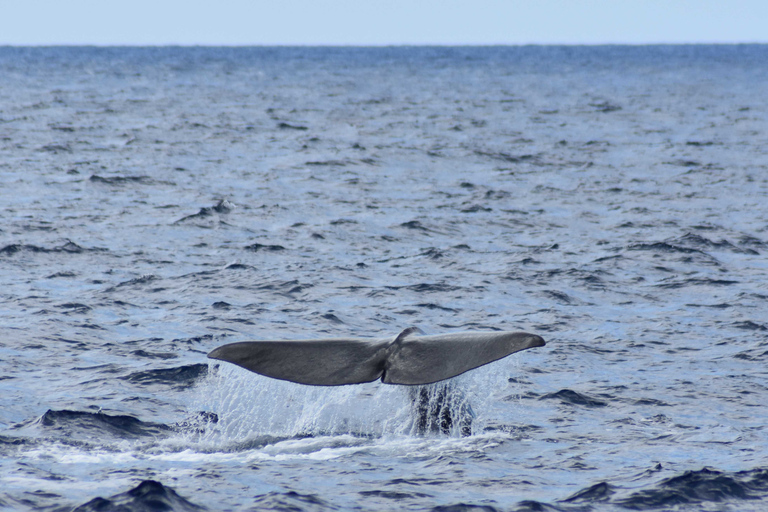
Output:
[
  {"xmin": 207, "ymin": 327, "xmax": 545, "ymax": 386},
  {"xmin": 208, "ymin": 328, "xmax": 545, "ymax": 435},
  {"xmin": 410, "ymin": 382, "xmax": 475, "ymax": 436}
]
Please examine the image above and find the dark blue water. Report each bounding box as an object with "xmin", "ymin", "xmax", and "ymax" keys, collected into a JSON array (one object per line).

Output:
[{"xmin": 1, "ymin": 45, "xmax": 767, "ymax": 511}]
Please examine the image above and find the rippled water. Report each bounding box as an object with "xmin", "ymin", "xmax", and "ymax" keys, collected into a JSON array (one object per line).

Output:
[{"xmin": 1, "ymin": 46, "xmax": 767, "ymax": 511}]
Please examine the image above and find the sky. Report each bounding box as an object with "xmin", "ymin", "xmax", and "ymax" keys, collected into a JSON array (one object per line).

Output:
[{"xmin": 1, "ymin": 0, "xmax": 766, "ymax": 46}]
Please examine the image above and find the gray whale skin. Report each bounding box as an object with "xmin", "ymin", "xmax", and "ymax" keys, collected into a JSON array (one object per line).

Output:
[{"xmin": 207, "ymin": 327, "xmax": 545, "ymax": 386}]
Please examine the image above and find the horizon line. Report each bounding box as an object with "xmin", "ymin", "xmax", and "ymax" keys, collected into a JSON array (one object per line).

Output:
[{"xmin": 2, "ymin": 41, "xmax": 767, "ymax": 48}]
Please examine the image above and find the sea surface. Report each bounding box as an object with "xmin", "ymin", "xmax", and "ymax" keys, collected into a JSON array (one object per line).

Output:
[{"xmin": 1, "ymin": 45, "xmax": 767, "ymax": 511}]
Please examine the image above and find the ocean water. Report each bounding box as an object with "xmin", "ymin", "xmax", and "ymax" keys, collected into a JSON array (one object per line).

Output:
[{"xmin": 1, "ymin": 45, "xmax": 767, "ymax": 511}]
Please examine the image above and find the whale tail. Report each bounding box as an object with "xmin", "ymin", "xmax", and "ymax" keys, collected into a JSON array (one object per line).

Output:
[{"xmin": 207, "ymin": 329, "xmax": 545, "ymax": 386}]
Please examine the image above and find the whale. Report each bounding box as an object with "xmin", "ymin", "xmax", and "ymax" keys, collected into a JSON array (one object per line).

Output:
[
  {"xmin": 207, "ymin": 327, "xmax": 545, "ymax": 386},
  {"xmin": 207, "ymin": 327, "xmax": 545, "ymax": 435}
]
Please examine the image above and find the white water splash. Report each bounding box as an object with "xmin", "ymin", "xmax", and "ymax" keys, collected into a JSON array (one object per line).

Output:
[{"xmin": 185, "ymin": 354, "xmax": 524, "ymax": 451}]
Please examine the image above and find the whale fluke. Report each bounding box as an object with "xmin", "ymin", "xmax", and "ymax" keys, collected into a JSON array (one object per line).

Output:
[{"xmin": 207, "ymin": 328, "xmax": 545, "ymax": 386}]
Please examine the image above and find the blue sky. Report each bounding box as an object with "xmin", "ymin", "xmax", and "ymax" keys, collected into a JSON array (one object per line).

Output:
[{"xmin": 2, "ymin": 0, "xmax": 766, "ymax": 45}]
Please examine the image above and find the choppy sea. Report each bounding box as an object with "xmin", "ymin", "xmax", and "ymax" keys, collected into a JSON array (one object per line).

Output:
[{"xmin": 1, "ymin": 45, "xmax": 767, "ymax": 511}]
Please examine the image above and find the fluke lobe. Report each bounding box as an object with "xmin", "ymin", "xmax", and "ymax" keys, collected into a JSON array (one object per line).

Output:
[{"xmin": 207, "ymin": 327, "xmax": 545, "ymax": 386}]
